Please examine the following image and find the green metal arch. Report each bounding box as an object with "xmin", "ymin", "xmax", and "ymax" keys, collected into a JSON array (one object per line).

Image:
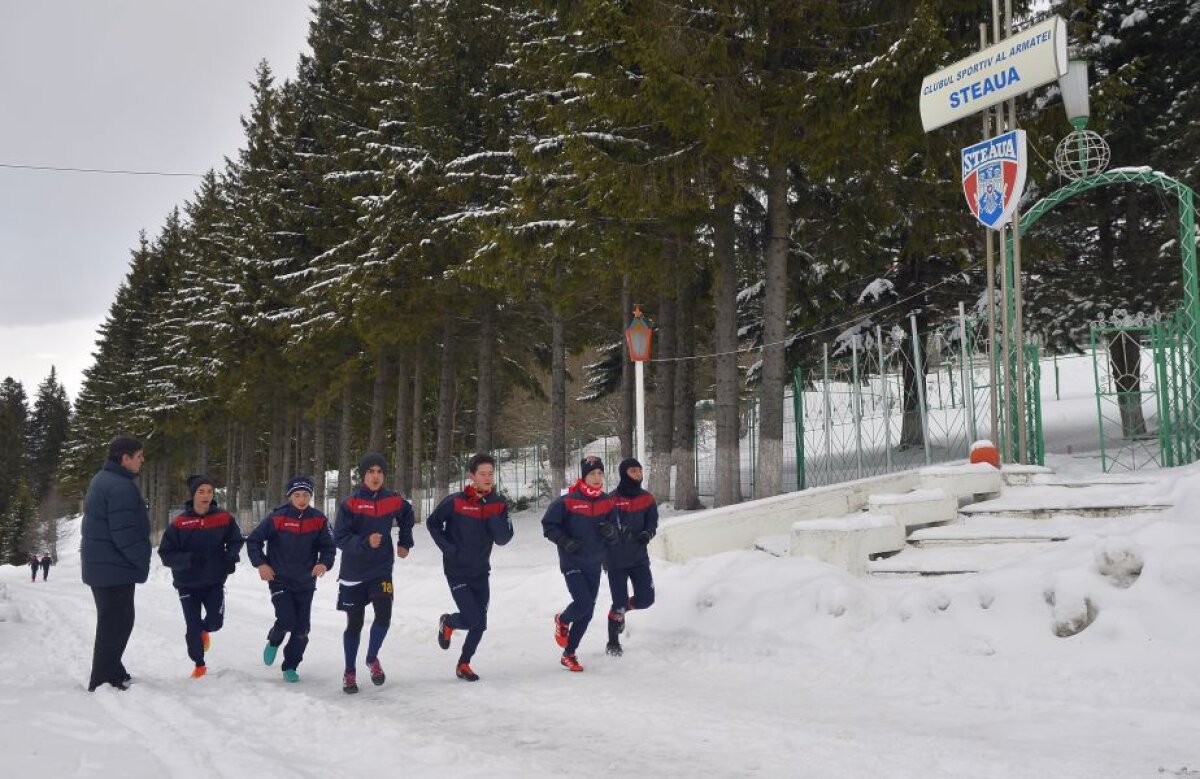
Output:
[{"xmin": 1010, "ymin": 167, "xmax": 1200, "ymax": 463}]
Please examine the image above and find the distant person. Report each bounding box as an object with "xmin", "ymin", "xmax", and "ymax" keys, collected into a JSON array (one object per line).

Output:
[
  {"xmin": 333, "ymin": 453, "xmax": 415, "ymax": 694},
  {"xmin": 541, "ymin": 455, "xmax": 619, "ymax": 672},
  {"xmin": 427, "ymin": 453, "xmax": 513, "ymax": 682},
  {"xmin": 158, "ymin": 475, "xmax": 245, "ymax": 679},
  {"xmin": 40, "ymin": 553, "xmax": 52, "ymax": 581},
  {"xmin": 603, "ymin": 458, "xmax": 658, "ymax": 656},
  {"xmin": 81, "ymin": 435, "xmax": 151, "ymax": 692},
  {"xmin": 246, "ymin": 476, "xmax": 336, "ymax": 684},
  {"xmin": 28, "ymin": 553, "xmax": 39, "ymax": 583}
]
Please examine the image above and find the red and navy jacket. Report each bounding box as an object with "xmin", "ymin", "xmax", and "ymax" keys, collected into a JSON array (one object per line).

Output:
[
  {"xmin": 246, "ymin": 504, "xmax": 336, "ymax": 592},
  {"xmin": 606, "ymin": 487, "xmax": 659, "ymax": 569},
  {"xmin": 541, "ymin": 482, "xmax": 619, "ymax": 570},
  {"xmin": 158, "ymin": 501, "xmax": 245, "ymax": 589},
  {"xmin": 426, "ymin": 486, "xmax": 513, "ymax": 579},
  {"xmin": 334, "ymin": 486, "xmax": 415, "ymax": 583}
]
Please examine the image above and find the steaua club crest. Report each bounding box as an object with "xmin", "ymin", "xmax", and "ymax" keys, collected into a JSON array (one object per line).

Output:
[{"xmin": 961, "ymin": 129, "xmax": 1027, "ymax": 230}]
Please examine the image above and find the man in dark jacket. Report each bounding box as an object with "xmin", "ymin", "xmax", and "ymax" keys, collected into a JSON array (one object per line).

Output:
[
  {"xmin": 333, "ymin": 453, "xmax": 415, "ymax": 694},
  {"xmin": 158, "ymin": 474, "xmax": 245, "ymax": 678},
  {"xmin": 39, "ymin": 553, "xmax": 52, "ymax": 581},
  {"xmin": 541, "ymin": 455, "xmax": 619, "ymax": 672},
  {"xmin": 427, "ymin": 452, "xmax": 513, "ymax": 682},
  {"xmin": 28, "ymin": 553, "xmax": 39, "ymax": 582},
  {"xmin": 246, "ymin": 476, "xmax": 336, "ymax": 683},
  {"xmin": 81, "ymin": 434, "xmax": 151, "ymax": 691},
  {"xmin": 603, "ymin": 458, "xmax": 658, "ymax": 656}
]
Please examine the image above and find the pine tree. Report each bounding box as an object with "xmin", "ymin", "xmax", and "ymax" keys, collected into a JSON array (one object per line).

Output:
[{"xmin": 26, "ymin": 367, "xmax": 71, "ymax": 501}]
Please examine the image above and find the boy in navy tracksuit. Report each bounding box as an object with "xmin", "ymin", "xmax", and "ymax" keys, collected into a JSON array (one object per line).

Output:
[
  {"xmin": 334, "ymin": 453, "xmax": 415, "ymax": 694},
  {"xmin": 28, "ymin": 553, "xmax": 39, "ymax": 582},
  {"xmin": 604, "ymin": 458, "xmax": 658, "ymax": 656},
  {"xmin": 246, "ymin": 475, "xmax": 336, "ymax": 683},
  {"xmin": 157, "ymin": 475, "xmax": 245, "ymax": 678},
  {"xmin": 541, "ymin": 455, "xmax": 619, "ymax": 672},
  {"xmin": 427, "ymin": 453, "xmax": 513, "ymax": 682}
]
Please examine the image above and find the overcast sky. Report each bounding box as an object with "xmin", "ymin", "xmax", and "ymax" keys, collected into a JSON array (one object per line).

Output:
[{"xmin": 0, "ymin": 1, "xmax": 314, "ymax": 400}]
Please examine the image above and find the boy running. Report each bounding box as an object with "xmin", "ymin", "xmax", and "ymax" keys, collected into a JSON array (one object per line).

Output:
[
  {"xmin": 246, "ymin": 475, "xmax": 336, "ymax": 683},
  {"xmin": 603, "ymin": 458, "xmax": 658, "ymax": 656},
  {"xmin": 427, "ymin": 453, "xmax": 513, "ymax": 681},
  {"xmin": 333, "ymin": 453, "xmax": 415, "ymax": 694}
]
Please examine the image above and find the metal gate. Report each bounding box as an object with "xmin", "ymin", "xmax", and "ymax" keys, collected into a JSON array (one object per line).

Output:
[{"xmin": 1091, "ymin": 308, "xmax": 1200, "ymax": 472}]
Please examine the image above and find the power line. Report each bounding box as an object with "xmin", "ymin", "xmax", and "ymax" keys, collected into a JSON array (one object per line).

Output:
[
  {"xmin": 649, "ymin": 261, "xmax": 983, "ymax": 363},
  {"xmin": 0, "ymin": 162, "xmax": 204, "ymax": 178}
]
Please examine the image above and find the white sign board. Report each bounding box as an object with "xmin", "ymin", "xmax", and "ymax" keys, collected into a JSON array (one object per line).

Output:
[{"xmin": 920, "ymin": 16, "xmax": 1068, "ymax": 132}]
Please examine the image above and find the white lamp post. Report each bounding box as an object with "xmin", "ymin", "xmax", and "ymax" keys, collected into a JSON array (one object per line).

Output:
[{"xmin": 624, "ymin": 306, "xmax": 653, "ymax": 465}]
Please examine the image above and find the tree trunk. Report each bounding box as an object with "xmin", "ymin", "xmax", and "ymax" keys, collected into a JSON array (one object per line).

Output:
[
  {"xmin": 1109, "ymin": 333, "xmax": 1148, "ymax": 437},
  {"xmin": 313, "ymin": 415, "xmax": 326, "ymax": 513},
  {"xmin": 297, "ymin": 416, "xmax": 309, "ymax": 481},
  {"xmin": 619, "ymin": 277, "xmax": 635, "ymax": 460},
  {"xmin": 476, "ymin": 301, "xmax": 496, "ymax": 453},
  {"xmin": 435, "ymin": 316, "xmax": 456, "ymax": 502},
  {"xmin": 755, "ymin": 157, "xmax": 789, "ymax": 499},
  {"xmin": 368, "ymin": 353, "xmax": 387, "ymax": 453},
  {"xmin": 339, "ymin": 383, "xmax": 352, "ymax": 498},
  {"xmin": 394, "ymin": 351, "xmax": 411, "ymax": 492},
  {"xmin": 550, "ymin": 307, "xmax": 568, "ymax": 491},
  {"xmin": 267, "ymin": 409, "xmax": 283, "ymax": 501},
  {"xmin": 225, "ymin": 421, "xmax": 238, "ymax": 516},
  {"xmin": 713, "ymin": 195, "xmax": 742, "ymax": 506},
  {"xmin": 196, "ymin": 436, "xmax": 209, "ymax": 478},
  {"xmin": 900, "ymin": 320, "xmax": 927, "ymax": 449},
  {"xmin": 239, "ymin": 425, "xmax": 253, "ymax": 520},
  {"xmin": 648, "ymin": 291, "xmax": 676, "ymax": 502},
  {"xmin": 411, "ymin": 358, "xmax": 425, "ymax": 520},
  {"xmin": 673, "ymin": 269, "xmax": 703, "ymax": 510},
  {"xmin": 281, "ymin": 407, "xmax": 295, "ymax": 489}
]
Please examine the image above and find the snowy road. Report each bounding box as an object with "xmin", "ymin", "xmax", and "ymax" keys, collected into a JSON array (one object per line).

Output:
[{"xmin": 2, "ymin": 502, "xmax": 1200, "ymax": 778}]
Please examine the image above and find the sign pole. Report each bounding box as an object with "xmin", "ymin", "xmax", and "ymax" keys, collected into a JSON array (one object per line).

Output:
[
  {"xmin": 635, "ymin": 360, "xmax": 646, "ymax": 465},
  {"xmin": 981, "ymin": 22, "xmax": 1000, "ymax": 448},
  {"xmin": 1004, "ymin": 0, "xmax": 1029, "ymax": 464}
]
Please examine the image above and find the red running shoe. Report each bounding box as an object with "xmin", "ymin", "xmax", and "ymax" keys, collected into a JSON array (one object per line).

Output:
[
  {"xmin": 554, "ymin": 613, "xmax": 569, "ymax": 648},
  {"xmin": 438, "ymin": 614, "xmax": 453, "ymax": 650},
  {"xmin": 190, "ymin": 665, "xmax": 207, "ymax": 679},
  {"xmin": 367, "ymin": 658, "xmax": 386, "ymax": 686},
  {"xmin": 560, "ymin": 654, "xmax": 584, "ymax": 672},
  {"xmin": 201, "ymin": 631, "xmax": 212, "ymax": 652},
  {"xmin": 456, "ymin": 663, "xmax": 479, "ymax": 682}
]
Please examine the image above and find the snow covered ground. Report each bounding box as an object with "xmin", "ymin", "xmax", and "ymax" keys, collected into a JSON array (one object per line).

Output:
[{"xmin": 4, "ymin": 461, "xmax": 1200, "ymax": 778}]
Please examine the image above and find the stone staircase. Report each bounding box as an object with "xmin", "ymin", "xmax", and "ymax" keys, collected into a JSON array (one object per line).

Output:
[{"xmin": 864, "ymin": 469, "xmax": 1170, "ymax": 577}]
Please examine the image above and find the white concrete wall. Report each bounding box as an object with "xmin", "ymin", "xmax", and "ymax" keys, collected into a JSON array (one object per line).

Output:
[{"xmin": 656, "ymin": 463, "xmax": 1003, "ymax": 563}]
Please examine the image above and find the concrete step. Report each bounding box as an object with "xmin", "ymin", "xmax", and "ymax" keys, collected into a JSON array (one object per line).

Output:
[
  {"xmin": 867, "ymin": 541, "xmax": 1061, "ymax": 576},
  {"xmin": 908, "ymin": 513, "xmax": 1158, "ymax": 546},
  {"xmin": 958, "ymin": 484, "xmax": 1170, "ymax": 520}
]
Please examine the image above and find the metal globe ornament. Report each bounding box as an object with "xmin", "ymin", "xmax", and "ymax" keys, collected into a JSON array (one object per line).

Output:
[{"xmin": 1053, "ymin": 129, "xmax": 1111, "ymax": 180}]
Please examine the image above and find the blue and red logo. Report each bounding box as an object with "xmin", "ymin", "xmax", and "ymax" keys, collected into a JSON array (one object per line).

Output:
[{"xmin": 961, "ymin": 130, "xmax": 1027, "ymax": 230}]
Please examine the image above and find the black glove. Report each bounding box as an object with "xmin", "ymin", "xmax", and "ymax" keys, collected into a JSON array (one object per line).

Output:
[
  {"xmin": 560, "ymin": 537, "xmax": 582, "ymax": 555},
  {"xmin": 225, "ymin": 560, "xmax": 237, "ymax": 575},
  {"xmin": 598, "ymin": 522, "xmax": 618, "ymax": 541},
  {"xmin": 637, "ymin": 530, "xmax": 653, "ymax": 545}
]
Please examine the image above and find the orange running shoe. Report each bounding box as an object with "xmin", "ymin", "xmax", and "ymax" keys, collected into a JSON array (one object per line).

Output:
[
  {"xmin": 438, "ymin": 614, "xmax": 453, "ymax": 650},
  {"xmin": 456, "ymin": 663, "xmax": 479, "ymax": 682},
  {"xmin": 201, "ymin": 631, "xmax": 211, "ymax": 652},
  {"xmin": 554, "ymin": 613, "xmax": 569, "ymax": 648},
  {"xmin": 190, "ymin": 665, "xmax": 207, "ymax": 679},
  {"xmin": 560, "ymin": 654, "xmax": 584, "ymax": 672}
]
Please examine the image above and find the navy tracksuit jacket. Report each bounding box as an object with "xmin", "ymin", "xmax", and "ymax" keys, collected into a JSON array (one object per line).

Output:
[
  {"xmin": 158, "ymin": 501, "xmax": 245, "ymax": 589},
  {"xmin": 605, "ymin": 488, "xmax": 659, "ymax": 569},
  {"xmin": 333, "ymin": 486, "xmax": 415, "ymax": 584},
  {"xmin": 246, "ymin": 504, "xmax": 337, "ymax": 591},
  {"xmin": 541, "ymin": 485, "xmax": 619, "ymax": 571},
  {"xmin": 426, "ymin": 488, "xmax": 514, "ymax": 577}
]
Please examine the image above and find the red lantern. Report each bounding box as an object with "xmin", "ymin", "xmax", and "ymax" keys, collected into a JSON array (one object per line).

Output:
[{"xmin": 625, "ymin": 306, "xmax": 653, "ymax": 362}]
